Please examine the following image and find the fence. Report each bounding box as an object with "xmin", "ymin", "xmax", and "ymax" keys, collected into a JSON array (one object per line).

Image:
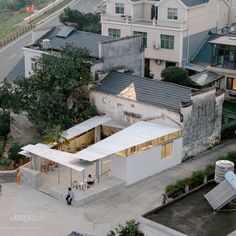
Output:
[{"xmin": 0, "ymin": 23, "xmax": 36, "ymax": 49}]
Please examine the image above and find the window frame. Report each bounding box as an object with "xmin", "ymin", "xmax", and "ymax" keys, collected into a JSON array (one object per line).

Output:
[
  {"xmin": 108, "ymin": 28, "xmax": 121, "ymax": 38},
  {"xmin": 115, "ymin": 3, "xmax": 124, "ymax": 14},
  {"xmin": 167, "ymin": 8, "xmax": 178, "ymax": 20},
  {"xmin": 160, "ymin": 34, "xmax": 174, "ymax": 50},
  {"xmin": 161, "ymin": 142, "xmax": 173, "ymax": 160}
]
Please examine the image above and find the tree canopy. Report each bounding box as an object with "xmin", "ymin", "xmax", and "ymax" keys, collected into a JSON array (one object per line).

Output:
[
  {"xmin": 161, "ymin": 66, "xmax": 192, "ymax": 86},
  {"xmin": 12, "ymin": 45, "xmax": 97, "ymax": 134},
  {"xmin": 59, "ymin": 7, "xmax": 101, "ymax": 34}
]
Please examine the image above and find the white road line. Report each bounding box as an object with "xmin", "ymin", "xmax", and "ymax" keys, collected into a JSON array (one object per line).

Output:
[{"xmin": 9, "ymin": 53, "xmax": 16, "ymax": 60}]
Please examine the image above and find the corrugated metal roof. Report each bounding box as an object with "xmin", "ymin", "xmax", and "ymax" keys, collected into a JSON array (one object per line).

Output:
[
  {"xmin": 6, "ymin": 57, "xmax": 25, "ymax": 81},
  {"xmin": 35, "ymin": 27, "xmax": 113, "ymax": 58},
  {"xmin": 181, "ymin": 0, "xmax": 209, "ymax": 7},
  {"xmin": 189, "ymin": 71, "xmax": 223, "ymax": 86},
  {"xmin": 62, "ymin": 116, "xmax": 111, "ymax": 141},
  {"xmin": 75, "ymin": 121, "xmax": 182, "ymax": 162},
  {"xmin": 94, "ymin": 72, "xmax": 192, "ymax": 112}
]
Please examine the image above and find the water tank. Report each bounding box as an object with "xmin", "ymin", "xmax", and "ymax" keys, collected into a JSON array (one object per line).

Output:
[
  {"xmin": 215, "ymin": 160, "xmax": 234, "ymax": 183},
  {"xmin": 42, "ymin": 39, "xmax": 51, "ymax": 50}
]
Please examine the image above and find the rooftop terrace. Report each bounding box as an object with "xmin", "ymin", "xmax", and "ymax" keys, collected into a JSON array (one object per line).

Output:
[{"xmin": 143, "ymin": 182, "xmax": 236, "ymax": 236}]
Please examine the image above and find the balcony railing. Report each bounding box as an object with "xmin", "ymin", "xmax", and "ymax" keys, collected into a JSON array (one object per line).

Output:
[{"xmin": 101, "ymin": 14, "xmax": 187, "ymax": 29}]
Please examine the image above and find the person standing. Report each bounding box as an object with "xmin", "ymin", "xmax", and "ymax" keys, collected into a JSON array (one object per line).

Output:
[
  {"xmin": 16, "ymin": 169, "xmax": 21, "ymax": 185},
  {"xmin": 66, "ymin": 187, "xmax": 74, "ymax": 205}
]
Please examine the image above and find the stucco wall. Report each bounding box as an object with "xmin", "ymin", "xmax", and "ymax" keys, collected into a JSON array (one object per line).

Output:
[
  {"xmin": 100, "ymin": 36, "xmax": 144, "ymax": 76},
  {"xmin": 19, "ymin": 165, "xmax": 41, "ymax": 189},
  {"xmin": 110, "ymin": 137, "xmax": 183, "ymax": 185},
  {"xmin": 90, "ymin": 90, "xmax": 180, "ymax": 126},
  {"xmin": 181, "ymin": 89, "xmax": 224, "ymax": 159}
]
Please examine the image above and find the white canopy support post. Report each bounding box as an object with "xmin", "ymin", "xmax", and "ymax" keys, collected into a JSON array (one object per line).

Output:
[
  {"xmin": 70, "ymin": 168, "xmax": 72, "ymax": 188},
  {"xmin": 83, "ymin": 169, "xmax": 85, "ymax": 184},
  {"xmin": 96, "ymin": 159, "xmax": 102, "ymax": 183},
  {"xmin": 58, "ymin": 163, "xmax": 60, "ymax": 184}
]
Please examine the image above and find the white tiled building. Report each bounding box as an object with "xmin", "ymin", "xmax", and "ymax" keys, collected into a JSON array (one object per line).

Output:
[{"xmin": 101, "ymin": 0, "xmax": 232, "ymax": 79}]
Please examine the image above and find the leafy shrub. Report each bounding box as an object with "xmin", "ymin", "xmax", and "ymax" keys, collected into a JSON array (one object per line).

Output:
[
  {"xmin": 8, "ymin": 141, "xmax": 24, "ymax": 164},
  {"xmin": 0, "ymin": 159, "xmax": 12, "ymax": 166},
  {"xmin": 203, "ymin": 164, "xmax": 215, "ymax": 177},
  {"xmin": 107, "ymin": 220, "xmax": 144, "ymax": 236},
  {"xmin": 0, "ymin": 137, "xmax": 5, "ymax": 156},
  {"xmin": 0, "ymin": 112, "xmax": 10, "ymax": 137},
  {"xmin": 221, "ymin": 121, "xmax": 236, "ymax": 140}
]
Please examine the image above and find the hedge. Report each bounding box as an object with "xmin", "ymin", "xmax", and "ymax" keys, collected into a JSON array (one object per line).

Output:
[{"xmin": 0, "ymin": 159, "xmax": 12, "ymax": 166}]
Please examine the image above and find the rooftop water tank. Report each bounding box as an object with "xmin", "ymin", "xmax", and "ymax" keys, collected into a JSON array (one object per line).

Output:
[{"xmin": 215, "ymin": 160, "xmax": 234, "ymax": 183}]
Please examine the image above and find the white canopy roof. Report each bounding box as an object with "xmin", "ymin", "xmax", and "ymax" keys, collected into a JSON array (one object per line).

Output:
[
  {"xmin": 20, "ymin": 144, "xmax": 88, "ymax": 172},
  {"xmin": 75, "ymin": 121, "xmax": 181, "ymax": 162},
  {"xmin": 209, "ymin": 36, "xmax": 236, "ymax": 46},
  {"xmin": 61, "ymin": 116, "xmax": 111, "ymax": 141}
]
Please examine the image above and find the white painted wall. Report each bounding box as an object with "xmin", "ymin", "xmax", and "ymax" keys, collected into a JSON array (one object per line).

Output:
[
  {"xmin": 217, "ymin": 0, "xmax": 229, "ymax": 31},
  {"xmin": 110, "ymin": 137, "xmax": 183, "ymax": 185},
  {"xmin": 229, "ymin": 0, "xmax": 236, "ymax": 25},
  {"xmin": 23, "ymin": 47, "xmax": 43, "ymax": 78},
  {"xmin": 90, "ymin": 90, "xmax": 181, "ymax": 126}
]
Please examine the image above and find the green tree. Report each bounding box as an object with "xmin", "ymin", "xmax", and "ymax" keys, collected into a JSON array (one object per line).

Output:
[
  {"xmin": 12, "ymin": 45, "xmax": 97, "ymax": 133},
  {"xmin": 59, "ymin": 8, "xmax": 101, "ymax": 34},
  {"xmin": 107, "ymin": 220, "xmax": 144, "ymax": 236},
  {"xmin": 0, "ymin": 112, "xmax": 10, "ymax": 137},
  {"xmin": 8, "ymin": 141, "xmax": 23, "ymax": 164},
  {"xmin": 161, "ymin": 66, "xmax": 192, "ymax": 86},
  {"xmin": 42, "ymin": 124, "xmax": 63, "ymax": 144}
]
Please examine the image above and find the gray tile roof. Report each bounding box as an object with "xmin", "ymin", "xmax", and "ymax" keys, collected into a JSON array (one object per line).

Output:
[
  {"xmin": 6, "ymin": 57, "xmax": 25, "ymax": 81},
  {"xmin": 95, "ymin": 72, "xmax": 193, "ymax": 112},
  {"xmin": 181, "ymin": 0, "xmax": 209, "ymax": 7},
  {"xmin": 35, "ymin": 27, "xmax": 113, "ymax": 58}
]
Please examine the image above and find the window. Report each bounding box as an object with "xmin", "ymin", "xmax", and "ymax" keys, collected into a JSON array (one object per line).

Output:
[
  {"xmin": 161, "ymin": 142, "xmax": 173, "ymax": 159},
  {"xmin": 166, "ymin": 61, "xmax": 176, "ymax": 68},
  {"xmin": 227, "ymin": 78, "xmax": 236, "ymax": 90},
  {"xmin": 167, "ymin": 8, "xmax": 178, "ymax": 20},
  {"xmin": 31, "ymin": 58, "xmax": 37, "ymax": 71},
  {"xmin": 115, "ymin": 3, "xmax": 124, "ymax": 14},
  {"xmin": 108, "ymin": 28, "xmax": 121, "ymax": 38},
  {"xmin": 133, "ymin": 31, "xmax": 147, "ymax": 48},
  {"xmin": 161, "ymin": 34, "xmax": 174, "ymax": 49}
]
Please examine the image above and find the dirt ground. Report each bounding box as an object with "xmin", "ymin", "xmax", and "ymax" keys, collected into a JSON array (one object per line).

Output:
[{"xmin": 9, "ymin": 112, "xmax": 40, "ymax": 145}]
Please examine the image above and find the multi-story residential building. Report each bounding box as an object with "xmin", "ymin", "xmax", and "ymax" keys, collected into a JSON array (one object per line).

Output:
[
  {"xmin": 101, "ymin": 0, "xmax": 230, "ymax": 79},
  {"xmin": 7, "ymin": 26, "xmax": 144, "ymax": 81}
]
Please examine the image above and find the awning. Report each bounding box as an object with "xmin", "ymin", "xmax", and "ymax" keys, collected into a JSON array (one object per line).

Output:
[
  {"xmin": 61, "ymin": 116, "xmax": 111, "ymax": 141},
  {"xmin": 75, "ymin": 121, "xmax": 181, "ymax": 162},
  {"xmin": 20, "ymin": 144, "xmax": 89, "ymax": 172},
  {"xmin": 183, "ymin": 63, "xmax": 206, "ymax": 72},
  {"xmin": 209, "ymin": 36, "xmax": 236, "ymax": 46}
]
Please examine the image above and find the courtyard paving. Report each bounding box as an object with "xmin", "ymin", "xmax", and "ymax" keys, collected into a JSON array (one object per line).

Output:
[{"xmin": 0, "ymin": 138, "xmax": 236, "ymax": 236}]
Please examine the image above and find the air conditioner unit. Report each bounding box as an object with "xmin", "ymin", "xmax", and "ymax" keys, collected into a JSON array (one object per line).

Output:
[{"xmin": 153, "ymin": 42, "xmax": 159, "ymax": 49}]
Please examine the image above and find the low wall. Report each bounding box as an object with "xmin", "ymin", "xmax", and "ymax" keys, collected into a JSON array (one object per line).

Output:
[
  {"xmin": 0, "ymin": 169, "xmax": 17, "ymax": 183},
  {"xmin": 19, "ymin": 165, "xmax": 41, "ymax": 189}
]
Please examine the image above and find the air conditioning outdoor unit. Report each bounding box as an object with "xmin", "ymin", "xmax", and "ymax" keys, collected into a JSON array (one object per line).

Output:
[{"xmin": 153, "ymin": 42, "xmax": 159, "ymax": 49}]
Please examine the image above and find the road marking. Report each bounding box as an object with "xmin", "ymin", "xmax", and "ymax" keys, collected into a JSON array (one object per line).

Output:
[{"xmin": 9, "ymin": 53, "xmax": 16, "ymax": 60}]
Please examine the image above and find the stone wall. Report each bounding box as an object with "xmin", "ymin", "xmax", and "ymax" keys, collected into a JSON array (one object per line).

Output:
[
  {"xmin": 182, "ymin": 88, "xmax": 224, "ymax": 159},
  {"xmin": 0, "ymin": 169, "xmax": 17, "ymax": 183}
]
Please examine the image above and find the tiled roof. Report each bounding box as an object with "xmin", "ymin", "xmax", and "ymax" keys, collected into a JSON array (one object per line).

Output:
[
  {"xmin": 35, "ymin": 27, "xmax": 113, "ymax": 58},
  {"xmin": 181, "ymin": 0, "xmax": 209, "ymax": 7},
  {"xmin": 6, "ymin": 57, "xmax": 25, "ymax": 81},
  {"xmin": 94, "ymin": 72, "xmax": 192, "ymax": 112},
  {"xmin": 193, "ymin": 33, "xmax": 221, "ymax": 65}
]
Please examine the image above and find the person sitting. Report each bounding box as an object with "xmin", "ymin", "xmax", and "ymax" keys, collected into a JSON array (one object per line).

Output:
[
  {"xmin": 66, "ymin": 187, "xmax": 74, "ymax": 206},
  {"xmin": 87, "ymin": 174, "xmax": 95, "ymax": 187}
]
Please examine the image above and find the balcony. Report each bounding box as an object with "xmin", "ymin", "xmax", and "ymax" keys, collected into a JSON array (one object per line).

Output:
[{"xmin": 101, "ymin": 14, "xmax": 187, "ymax": 30}]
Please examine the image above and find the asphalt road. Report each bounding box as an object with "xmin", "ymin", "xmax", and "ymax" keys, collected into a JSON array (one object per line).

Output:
[{"xmin": 0, "ymin": 0, "xmax": 101, "ymax": 81}]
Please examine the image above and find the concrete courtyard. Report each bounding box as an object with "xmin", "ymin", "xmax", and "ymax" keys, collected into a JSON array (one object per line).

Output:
[{"xmin": 1, "ymin": 138, "xmax": 236, "ymax": 236}]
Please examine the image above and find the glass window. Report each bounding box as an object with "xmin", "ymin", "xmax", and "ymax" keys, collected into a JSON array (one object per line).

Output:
[
  {"xmin": 161, "ymin": 35, "xmax": 174, "ymax": 49},
  {"xmin": 161, "ymin": 142, "xmax": 173, "ymax": 159},
  {"xmin": 133, "ymin": 31, "xmax": 147, "ymax": 48},
  {"xmin": 233, "ymin": 79, "xmax": 236, "ymax": 90},
  {"xmin": 108, "ymin": 28, "xmax": 121, "ymax": 38},
  {"xmin": 115, "ymin": 3, "xmax": 124, "ymax": 14},
  {"xmin": 167, "ymin": 8, "xmax": 178, "ymax": 20}
]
